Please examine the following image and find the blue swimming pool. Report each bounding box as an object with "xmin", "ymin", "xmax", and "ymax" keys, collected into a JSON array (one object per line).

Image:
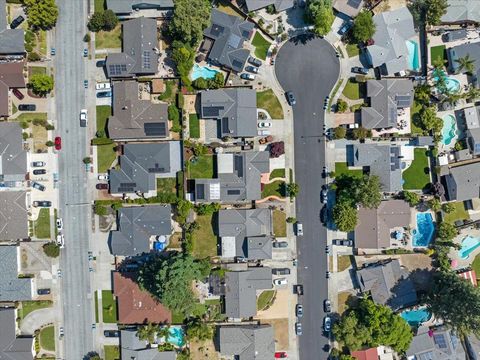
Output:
[
  {"xmin": 191, "ymin": 63, "xmax": 220, "ymax": 81},
  {"xmin": 401, "ymin": 307, "xmax": 432, "ymax": 327},
  {"xmin": 406, "ymin": 40, "xmax": 420, "ymax": 71},
  {"xmin": 166, "ymin": 326, "xmax": 185, "ymax": 348},
  {"xmin": 433, "ymin": 69, "xmax": 461, "ymax": 93},
  {"xmin": 458, "ymin": 235, "xmax": 480, "ymax": 259},
  {"xmin": 441, "ymin": 114, "xmax": 457, "ymax": 146},
  {"xmin": 412, "ymin": 213, "xmax": 435, "ymax": 247}
]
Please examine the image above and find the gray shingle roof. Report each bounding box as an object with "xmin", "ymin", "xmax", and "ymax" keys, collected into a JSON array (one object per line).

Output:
[
  {"xmin": 0, "ymin": 0, "xmax": 24, "ymax": 55},
  {"xmin": 447, "ymin": 42, "xmax": 480, "ymax": 81},
  {"xmin": 110, "ymin": 205, "xmax": 172, "ymax": 256},
  {"xmin": 366, "ymin": 7, "xmax": 416, "ymax": 75},
  {"xmin": 361, "ymin": 79, "xmax": 414, "ymax": 129},
  {"xmin": 0, "ymin": 308, "xmax": 33, "ymax": 360},
  {"xmin": 120, "ymin": 329, "xmax": 176, "ymax": 360},
  {"xmin": 463, "ymin": 106, "xmax": 480, "ymax": 130},
  {"xmin": 194, "ymin": 151, "xmax": 270, "ymax": 203},
  {"xmin": 200, "ymin": 88, "xmax": 257, "ymax": 139},
  {"xmin": 357, "ymin": 259, "xmax": 417, "ymax": 310},
  {"xmin": 468, "ymin": 128, "xmax": 480, "ymax": 155},
  {"xmin": 109, "ymin": 142, "xmax": 181, "ymax": 195},
  {"xmin": 106, "ymin": 17, "xmax": 159, "ymax": 78},
  {"xmin": 407, "ymin": 326, "xmax": 465, "ymax": 360},
  {"xmin": 224, "ymin": 267, "xmax": 272, "ymax": 318},
  {"xmin": 443, "ymin": 162, "xmax": 480, "ymax": 201},
  {"xmin": 108, "ymin": 81, "xmax": 169, "ymax": 140},
  {"xmin": 0, "ymin": 246, "xmax": 32, "ymax": 301},
  {"xmin": 244, "ymin": 0, "xmax": 294, "ymax": 11},
  {"xmin": 218, "ymin": 324, "xmax": 275, "ymax": 360},
  {"xmin": 441, "ymin": 0, "xmax": 480, "ymax": 23},
  {"xmin": 0, "ymin": 191, "xmax": 28, "ymax": 241},
  {"xmin": 107, "ymin": 0, "xmax": 173, "ymax": 15},
  {"xmin": 218, "ymin": 208, "xmax": 273, "ymax": 259},
  {"xmin": 0, "ymin": 123, "xmax": 27, "ymax": 182},
  {"xmin": 204, "ymin": 9, "xmax": 254, "ymax": 73}
]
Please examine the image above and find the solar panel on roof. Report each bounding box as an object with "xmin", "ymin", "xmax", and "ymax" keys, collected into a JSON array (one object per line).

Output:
[
  {"xmin": 142, "ymin": 51, "xmax": 151, "ymax": 69},
  {"xmin": 109, "ymin": 65, "xmax": 119, "ymax": 76},
  {"xmin": 241, "ymin": 30, "xmax": 250, "ymax": 39},
  {"xmin": 148, "ymin": 166, "xmax": 165, "ymax": 173},
  {"xmin": 118, "ymin": 186, "xmax": 135, "ymax": 192},
  {"xmin": 202, "ymin": 106, "xmax": 223, "ymax": 117},
  {"xmin": 234, "ymin": 155, "xmax": 243, "ymax": 177},
  {"xmin": 347, "ymin": 0, "xmax": 362, "ymax": 8},
  {"xmin": 196, "ymin": 184, "xmax": 205, "ymax": 199},
  {"xmin": 120, "ymin": 182, "xmax": 136, "ymax": 187},
  {"xmin": 227, "ymin": 34, "xmax": 241, "ymax": 48},
  {"xmin": 227, "ymin": 189, "xmax": 241, "ymax": 195},
  {"xmin": 231, "ymin": 59, "xmax": 243, "ymax": 71},
  {"xmin": 144, "ymin": 122, "xmax": 166, "ymax": 137},
  {"xmin": 121, "ymin": 64, "xmax": 127, "ymax": 71},
  {"xmin": 210, "ymin": 25, "xmax": 225, "ymax": 37},
  {"xmin": 433, "ymin": 334, "xmax": 447, "ymax": 349},
  {"xmin": 221, "ymin": 117, "xmax": 230, "ymax": 133},
  {"xmin": 418, "ymin": 352, "xmax": 434, "ymax": 360},
  {"xmin": 395, "ymin": 95, "xmax": 412, "ymax": 107}
]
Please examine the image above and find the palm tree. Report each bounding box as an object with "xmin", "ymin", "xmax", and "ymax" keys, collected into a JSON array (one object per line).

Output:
[
  {"xmin": 455, "ymin": 54, "xmax": 475, "ymax": 75},
  {"xmin": 136, "ymin": 322, "xmax": 160, "ymax": 344},
  {"xmin": 158, "ymin": 325, "xmax": 170, "ymax": 344},
  {"xmin": 464, "ymin": 85, "xmax": 480, "ymax": 101}
]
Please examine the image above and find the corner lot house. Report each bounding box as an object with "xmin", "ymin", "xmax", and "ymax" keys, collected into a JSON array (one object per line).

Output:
[
  {"xmin": 106, "ymin": 0, "xmax": 174, "ymax": 19},
  {"xmin": 441, "ymin": 0, "xmax": 480, "ymax": 24},
  {"xmin": 0, "ymin": 62, "xmax": 25, "ymax": 117},
  {"xmin": 366, "ymin": 8, "xmax": 417, "ymax": 75},
  {"xmin": 442, "ymin": 162, "xmax": 480, "ymax": 202},
  {"xmin": 0, "ymin": 0, "xmax": 24, "ymax": 58},
  {"xmin": 120, "ymin": 329, "xmax": 176, "ymax": 360},
  {"xmin": 202, "ymin": 9, "xmax": 254, "ymax": 73},
  {"xmin": 447, "ymin": 42, "xmax": 480, "ymax": 81},
  {"xmin": 242, "ymin": 0, "xmax": 294, "ymax": 12},
  {"xmin": 200, "ymin": 88, "xmax": 257, "ymax": 141},
  {"xmin": 218, "ymin": 324, "xmax": 275, "ymax": 360},
  {"xmin": 0, "ymin": 308, "xmax": 33, "ymax": 359},
  {"xmin": 109, "ymin": 142, "xmax": 181, "ymax": 197},
  {"xmin": 218, "ymin": 208, "xmax": 273, "ymax": 260},
  {"xmin": 108, "ymin": 81, "xmax": 169, "ymax": 140},
  {"xmin": 0, "ymin": 246, "xmax": 33, "ymax": 301},
  {"xmin": 0, "ymin": 191, "xmax": 28, "ymax": 241},
  {"xmin": 194, "ymin": 151, "xmax": 270, "ymax": 203},
  {"xmin": 407, "ymin": 326, "xmax": 465, "ymax": 359},
  {"xmin": 106, "ymin": 17, "xmax": 159, "ymax": 78},
  {"xmin": 109, "ymin": 205, "xmax": 172, "ymax": 256}
]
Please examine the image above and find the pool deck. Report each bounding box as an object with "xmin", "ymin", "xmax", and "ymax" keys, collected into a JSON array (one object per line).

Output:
[{"xmin": 450, "ymin": 228, "xmax": 480, "ymax": 269}]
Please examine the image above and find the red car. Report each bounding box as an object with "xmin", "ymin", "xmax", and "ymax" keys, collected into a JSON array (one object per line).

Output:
[
  {"xmin": 96, "ymin": 183, "xmax": 108, "ymax": 190},
  {"xmin": 54, "ymin": 136, "xmax": 61, "ymax": 150},
  {"xmin": 12, "ymin": 88, "xmax": 24, "ymax": 100},
  {"xmin": 275, "ymin": 352, "xmax": 287, "ymax": 358}
]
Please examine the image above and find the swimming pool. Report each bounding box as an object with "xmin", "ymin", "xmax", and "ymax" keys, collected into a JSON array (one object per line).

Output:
[
  {"xmin": 458, "ymin": 235, "xmax": 480, "ymax": 259},
  {"xmin": 433, "ymin": 69, "xmax": 461, "ymax": 93},
  {"xmin": 191, "ymin": 64, "xmax": 220, "ymax": 81},
  {"xmin": 406, "ymin": 40, "xmax": 420, "ymax": 71},
  {"xmin": 165, "ymin": 326, "xmax": 185, "ymax": 348},
  {"xmin": 412, "ymin": 213, "xmax": 435, "ymax": 247},
  {"xmin": 441, "ymin": 114, "xmax": 457, "ymax": 146},
  {"xmin": 401, "ymin": 307, "xmax": 432, "ymax": 327}
]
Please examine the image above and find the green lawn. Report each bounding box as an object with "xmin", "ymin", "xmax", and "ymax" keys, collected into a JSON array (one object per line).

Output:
[
  {"xmin": 34, "ymin": 208, "xmax": 51, "ymax": 239},
  {"xmin": 95, "ymin": 24, "xmax": 122, "ymax": 49},
  {"xmin": 156, "ymin": 177, "xmax": 178, "ymax": 203},
  {"xmin": 443, "ymin": 201, "xmax": 469, "ymax": 224},
  {"xmin": 97, "ymin": 144, "xmax": 117, "ymax": 173},
  {"xmin": 189, "ymin": 113, "xmax": 200, "ymax": 138},
  {"xmin": 261, "ymin": 180, "xmax": 286, "ymax": 198},
  {"xmin": 472, "ymin": 254, "xmax": 480, "ymax": 278},
  {"xmin": 402, "ymin": 148, "xmax": 430, "ymax": 190},
  {"xmin": 96, "ymin": 105, "xmax": 111, "ymax": 134},
  {"xmin": 410, "ymin": 100, "xmax": 424, "ymax": 135},
  {"xmin": 273, "ymin": 210, "xmax": 286, "ymax": 237},
  {"xmin": 252, "ymin": 31, "xmax": 271, "ymax": 60},
  {"xmin": 342, "ymin": 79, "xmax": 360, "ymax": 100},
  {"xmin": 104, "ymin": 345, "xmax": 120, "ymax": 360},
  {"xmin": 39, "ymin": 326, "xmax": 55, "ymax": 352},
  {"xmin": 257, "ymin": 290, "xmax": 276, "ymax": 311},
  {"xmin": 256, "ymin": 89, "xmax": 284, "ymax": 119},
  {"xmin": 334, "ymin": 162, "xmax": 363, "ymax": 178},
  {"xmin": 18, "ymin": 301, "xmax": 52, "ymax": 320},
  {"xmin": 94, "ymin": 0, "xmax": 105, "ymax": 12},
  {"xmin": 158, "ymin": 80, "xmax": 178, "ymax": 104},
  {"xmin": 29, "ymin": 66, "xmax": 46, "ymax": 76},
  {"xmin": 15, "ymin": 112, "xmax": 47, "ymax": 123},
  {"xmin": 38, "ymin": 30, "xmax": 47, "ymax": 56},
  {"xmin": 101, "ymin": 290, "xmax": 117, "ymax": 323},
  {"xmin": 192, "ymin": 214, "xmax": 217, "ymax": 259},
  {"xmin": 346, "ymin": 44, "xmax": 360, "ymax": 57},
  {"xmin": 270, "ymin": 168, "xmax": 286, "ymax": 180},
  {"xmin": 430, "ymin": 45, "xmax": 446, "ymax": 64},
  {"xmin": 187, "ymin": 155, "xmax": 214, "ymax": 179}
]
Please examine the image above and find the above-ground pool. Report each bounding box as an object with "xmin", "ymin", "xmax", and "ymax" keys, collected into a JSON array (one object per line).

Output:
[
  {"xmin": 191, "ymin": 63, "xmax": 220, "ymax": 81},
  {"xmin": 441, "ymin": 114, "xmax": 457, "ymax": 146},
  {"xmin": 406, "ymin": 40, "xmax": 420, "ymax": 71},
  {"xmin": 401, "ymin": 308, "xmax": 432, "ymax": 327},
  {"xmin": 433, "ymin": 69, "xmax": 461, "ymax": 93},
  {"xmin": 412, "ymin": 213, "xmax": 435, "ymax": 247},
  {"xmin": 458, "ymin": 235, "xmax": 480, "ymax": 259}
]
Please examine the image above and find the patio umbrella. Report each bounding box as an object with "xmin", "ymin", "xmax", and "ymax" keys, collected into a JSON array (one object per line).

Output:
[{"xmin": 451, "ymin": 259, "xmax": 458, "ymax": 268}]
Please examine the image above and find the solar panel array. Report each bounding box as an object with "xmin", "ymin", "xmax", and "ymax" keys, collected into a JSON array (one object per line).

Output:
[
  {"xmin": 144, "ymin": 122, "xmax": 166, "ymax": 137},
  {"xmin": 227, "ymin": 189, "xmax": 241, "ymax": 195},
  {"xmin": 210, "ymin": 25, "xmax": 225, "ymax": 37},
  {"xmin": 108, "ymin": 64, "xmax": 128, "ymax": 76},
  {"xmin": 196, "ymin": 184, "xmax": 205, "ymax": 200},
  {"xmin": 203, "ymin": 106, "xmax": 223, "ymax": 117},
  {"xmin": 227, "ymin": 34, "xmax": 241, "ymax": 49},
  {"xmin": 231, "ymin": 59, "xmax": 243, "ymax": 71},
  {"xmin": 221, "ymin": 117, "xmax": 230, "ymax": 133},
  {"xmin": 148, "ymin": 163, "xmax": 165, "ymax": 173},
  {"xmin": 395, "ymin": 95, "xmax": 412, "ymax": 108},
  {"xmin": 118, "ymin": 182, "xmax": 136, "ymax": 192},
  {"xmin": 433, "ymin": 334, "xmax": 447, "ymax": 349},
  {"xmin": 142, "ymin": 51, "xmax": 151, "ymax": 70}
]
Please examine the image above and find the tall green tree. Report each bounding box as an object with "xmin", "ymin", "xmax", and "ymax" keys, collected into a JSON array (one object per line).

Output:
[
  {"xmin": 306, "ymin": 0, "xmax": 334, "ymax": 36},
  {"xmin": 455, "ymin": 54, "xmax": 475, "ymax": 75},
  {"xmin": 337, "ymin": 174, "xmax": 382, "ymax": 209},
  {"xmin": 29, "ymin": 74, "xmax": 54, "ymax": 96},
  {"xmin": 169, "ymin": 0, "xmax": 211, "ymax": 46},
  {"xmin": 23, "ymin": 0, "xmax": 59, "ymax": 30},
  {"xmin": 414, "ymin": 84, "xmax": 432, "ymax": 106},
  {"xmin": 333, "ymin": 200, "xmax": 358, "ymax": 232},
  {"xmin": 418, "ymin": 106, "xmax": 443, "ymax": 133},
  {"xmin": 409, "ymin": 0, "xmax": 448, "ymax": 26},
  {"xmin": 403, "ymin": 191, "xmax": 420, "ymax": 206},
  {"xmin": 352, "ymin": 11, "xmax": 376, "ymax": 42},
  {"xmin": 137, "ymin": 323, "xmax": 160, "ymax": 344},
  {"xmin": 185, "ymin": 317, "xmax": 213, "ymax": 341},
  {"xmin": 436, "ymin": 221, "xmax": 457, "ymax": 241}
]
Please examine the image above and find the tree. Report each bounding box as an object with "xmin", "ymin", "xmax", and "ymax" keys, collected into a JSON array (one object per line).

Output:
[
  {"xmin": 192, "ymin": 77, "xmax": 208, "ymax": 90},
  {"xmin": 455, "ymin": 54, "xmax": 475, "ymax": 75},
  {"xmin": 196, "ymin": 202, "xmax": 220, "ymax": 215},
  {"xmin": 169, "ymin": 0, "xmax": 211, "ymax": 46},
  {"xmin": 403, "ymin": 191, "xmax": 420, "ymax": 207},
  {"xmin": 171, "ymin": 41, "xmax": 195, "ymax": 86},
  {"xmin": 409, "ymin": 0, "xmax": 447, "ymax": 26},
  {"xmin": 137, "ymin": 323, "xmax": 160, "ymax": 344},
  {"xmin": 432, "ymin": 182, "xmax": 445, "ymax": 197},
  {"xmin": 465, "ymin": 85, "xmax": 480, "ymax": 102},
  {"xmin": 185, "ymin": 317, "xmax": 213, "ymax": 341},
  {"xmin": 29, "ymin": 74, "xmax": 54, "ymax": 96},
  {"xmin": 168, "ymin": 105, "xmax": 180, "ymax": 123},
  {"xmin": 102, "ymin": 10, "xmax": 119, "ymax": 31},
  {"xmin": 23, "ymin": 0, "xmax": 58, "ymax": 30},
  {"xmin": 429, "ymin": 197, "xmax": 442, "ymax": 212},
  {"xmin": 269, "ymin": 142, "xmax": 285, "ymax": 158},
  {"xmin": 414, "ymin": 84, "xmax": 432, "ymax": 106},
  {"xmin": 334, "ymin": 126, "xmax": 346, "ymax": 139},
  {"xmin": 175, "ymin": 199, "xmax": 192, "ymax": 225},
  {"xmin": 333, "ymin": 298, "xmax": 413, "ymax": 353},
  {"xmin": 306, "ymin": 0, "xmax": 334, "ymax": 36},
  {"xmin": 87, "ymin": 12, "xmax": 105, "ymax": 32},
  {"xmin": 333, "ymin": 201, "xmax": 358, "ymax": 232},
  {"xmin": 352, "ymin": 10, "xmax": 376, "ymax": 42},
  {"xmin": 437, "ymin": 221, "xmax": 457, "ymax": 241},
  {"xmin": 356, "ymin": 175, "xmax": 382, "ymax": 208},
  {"xmin": 418, "ymin": 107, "xmax": 443, "ymax": 133},
  {"xmin": 83, "ymin": 33, "xmax": 91, "ymax": 42},
  {"xmin": 43, "ymin": 242, "xmax": 60, "ymax": 258},
  {"xmin": 352, "ymin": 126, "xmax": 370, "ymax": 140},
  {"xmin": 442, "ymin": 202, "xmax": 455, "ymax": 213},
  {"xmin": 426, "ymin": 271, "xmax": 480, "ymax": 335},
  {"xmin": 336, "ymin": 99, "xmax": 348, "ymax": 113},
  {"xmin": 83, "ymin": 157, "xmax": 92, "ymax": 164},
  {"xmin": 286, "ymin": 217, "xmax": 297, "ymax": 223},
  {"xmin": 287, "ymin": 183, "xmax": 300, "ymax": 198}
]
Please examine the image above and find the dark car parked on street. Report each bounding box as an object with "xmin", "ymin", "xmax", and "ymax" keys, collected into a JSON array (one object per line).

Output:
[
  {"xmin": 104, "ymin": 330, "xmax": 120, "ymax": 337},
  {"xmin": 324, "ymin": 299, "xmax": 331, "ymax": 312},
  {"xmin": 295, "ymin": 284, "xmax": 304, "ymax": 295},
  {"xmin": 18, "ymin": 104, "xmax": 36, "ymax": 111},
  {"xmin": 96, "ymin": 183, "xmax": 108, "ymax": 190},
  {"xmin": 286, "ymin": 91, "xmax": 296, "ymax": 106},
  {"xmin": 33, "ymin": 169, "xmax": 46, "ymax": 175}
]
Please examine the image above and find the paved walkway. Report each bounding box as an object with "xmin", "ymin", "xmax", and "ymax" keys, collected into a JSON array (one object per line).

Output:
[{"xmin": 20, "ymin": 308, "xmax": 55, "ymax": 335}]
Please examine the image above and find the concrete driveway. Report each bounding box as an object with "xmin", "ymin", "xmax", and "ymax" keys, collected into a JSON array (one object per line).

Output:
[{"xmin": 20, "ymin": 307, "xmax": 55, "ymax": 335}]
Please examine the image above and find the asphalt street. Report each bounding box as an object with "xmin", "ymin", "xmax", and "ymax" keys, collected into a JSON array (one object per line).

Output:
[
  {"xmin": 275, "ymin": 35, "xmax": 340, "ymax": 360},
  {"xmin": 55, "ymin": 0, "xmax": 94, "ymax": 358}
]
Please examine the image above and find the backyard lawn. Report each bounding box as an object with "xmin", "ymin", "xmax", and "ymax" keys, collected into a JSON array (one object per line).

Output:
[
  {"xmin": 256, "ymin": 89, "xmax": 284, "ymax": 119},
  {"xmin": 187, "ymin": 155, "xmax": 214, "ymax": 179},
  {"xmin": 342, "ymin": 79, "xmax": 360, "ymax": 100},
  {"xmin": 34, "ymin": 208, "xmax": 50, "ymax": 239},
  {"xmin": 346, "ymin": 44, "xmax": 360, "ymax": 57},
  {"xmin": 270, "ymin": 168, "xmax": 286, "ymax": 180},
  {"xmin": 97, "ymin": 144, "xmax": 117, "ymax": 173},
  {"xmin": 410, "ymin": 100, "xmax": 424, "ymax": 135},
  {"xmin": 15, "ymin": 112, "xmax": 47, "ymax": 123},
  {"xmin": 156, "ymin": 177, "xmax": 178, "ymax": 203},
  {"xmin": 334, "ymin": 162, "xmax": 363, "ymax": 178},
  {"xmin": 101, "ymin": 290, "xmax": 118, "ymax": 323},
  {"xmin": 96, "ymin": 105, "xmax": 111, "ymax": 134},
  {"xmin": 273, "ymin": 210, "xmax": 286, "ymax": 237},
  {"xmin": 257, "ymin": 290, "xmax": 276, "ymax": 311},
  {"xmin": 158, "ymin": 80, "xmax": 178, "ymax": 104},
  {"xmin": 18, "ymin": 301, "xmax": 52, "ymax": 320},
  {"xmin": 189, "ymin": 113, "xmax": 200, "ymax": 139},
  {"xmin": 95, "ymin": 25, "xmax": 122, "ymax": 49},
  {"xmin": 192, "ymin": 214, "xmax": 217, "ymax": 259},
  {"xmin": 261, "ymin": 180, "xmax": 286, "ymax": 198},
  {"xmin": 39, "ymin": 326, "xmax": 55, "ymax": 352},
  {"xmin": 252, "ymin": 31, "xmax": 271, "ymax": 60},
  {"xmin": 430, "ymin": 45, "xmax": 446, "ymax": 64},
  {"xmin": 104, "ymin": 345, "xmax": 120, "ymax": 360},
  {"xmin": 443, "ymin": 201, "xmax": 469, "ymax": 224},
  {"xmin": 402, "ymin": 148, "xmax": 430, "ymax": 190}
]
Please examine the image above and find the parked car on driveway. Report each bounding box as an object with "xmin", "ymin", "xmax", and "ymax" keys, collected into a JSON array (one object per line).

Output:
[
  {"xmin": 37, "ymin": 288, "xmax": 51, "ymax": 295},
  {"xmin": 96, "ymin": 183, "xmax": 108, "ymax": 190},
  {"xmin": 18, "ymin": 104, "xmax": 36, "ymax": 111},
  {"xmin": 248, "ymin": 56, "xmax": 262, "ymax": 67},
  {"xmin": 351, "ymin": 66, "xmax": 369, "ymax": 75},
  {"xmin": 96, "ymin": 91, "xmax": 112, "ymax": 98},
  {"xmin": 96, "ymin": 60, "xmax": 106, "ymax": 68},
  {"xmin": 273, "ymin": 241, "xmax": 288, "ymax": 248},
  {"xmin": 258, "ymin": 121, "xmax": 272, "ymax": 128},
  {"xmin": 286, "ymin": 91, "xmax": 296, "ymax": 106},
  {"xmin": 33, "ymin": 169, "xmax": 46, "ymax": 175},
  {"xmin": 245, "ymin": 65, "xmax": 259, "ymax": 73},
  {"xmin": 272, "ymin": 268, "xmax": 291, "ymax": 275},
  {"xmin": 273, "ymin": 278, "xmax": 288, "ymax": 286},
  {"xmin": 240, "ymin": 73, "xmax": 255, "ymax": 81},
  {"xmin": 12, "ymin": 88, "xmax": 24, "ymax": 100},
  {"xmin": 32, "ymin": 161, "xmax": 45, "ymax": 167},
  {"xmin": 104, "ymin": 330, "xmax": 120, "ymax": 337},
  {"xmin": 33, "ymin": 201, "xmax": 51, "ymax": 207},
  {"xmin": 32, "ymin": 182, "xmax": 45, "ymax": 191},
  {"xmin": 54, "ymin": 136, "xmax": 62, "ymax": 150},
  {"xmin": 10, "ymin": 15, "xmax": 24, "ymax": 29},
  {"xmin": 338, "ymin": 20, "xmax": 353, "ymax": 35}
]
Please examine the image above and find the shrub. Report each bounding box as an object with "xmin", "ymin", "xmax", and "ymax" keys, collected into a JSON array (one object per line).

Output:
[
  {"xmin": 286, "ymin": 217, "xmax": 297, "ymax": 223},
  {"xmin": 168, "ymin": 105, "xmax": 180, "ymax": 123},
  {"xmin": 336, "ymin": 99, "xmax": 348, "ymax": 113},
  {"xmin": 91, "ymin": 138, "xmax": 114, "ymax": 145},
  {"xmin": 45, "ymin": 141, "xmax": 54, "ymax": 147},
  {"xmin": 83, "ymin": 33, "xmax": 91, "ymax": 42},
  {"xmin": 43, "ymin": 242, "xmax": 60, "ymax": 258},
  {"xmin": 196, "ymin": 202, "xmax": 220, "ymax": 215},
  {"xmin": 45, "ymin": 124, "xmax": 55, "ymax": 131},
  {"xmin": 22, "ymin": 132, "xmax": 29, "ymax": 140},
  {"xmin": 334, "ymin": 127, "xmax": 346, "ymax": 139},
  {"xmin": 269, "ymin": 141, "xmax": 285, "ymax": 158},
  {"xmin": 27, "ymin": 52, "xmax": 41, "ymax": 62},
  {"xmin": 20, "ymin": 122, "xmax": 29, "ymax": 129},
  {"xmin": 94, "ymin": 205, "xmax": 108, "ymax": 216}
]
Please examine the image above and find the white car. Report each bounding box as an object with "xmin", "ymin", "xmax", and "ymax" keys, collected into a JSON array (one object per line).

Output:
[
  {"xmin": 95, "ymin": 82, "xmax": 111, "ymax": 90},
  {"xmin": 258, "ymin": 122, "xmax": 272, "ymax": 128},
  {"xmin": 56, "ymin": 234, "xmax": 64, "ymax": 248},
  {"xmin": 80, "ymin": 109, "xmax": 88, "ymax": 127},
  {"xmin": 98, "ymin": 174, "xmax": 109, "ymax": 181},
  {"xmin": 273, "ymin": 278, "xmax": 288, "ymax": 286},
  {"xmin": 56, "ymin": 218, "xmax": 63, "ymax": 231}
]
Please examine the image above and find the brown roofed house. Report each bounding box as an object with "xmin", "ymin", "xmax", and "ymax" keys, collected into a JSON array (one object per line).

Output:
[
  {"xmin": 0, "ymin": 62, "xmax": 25, "ymax": 117},
  {"xmin": 113, "ymin": 272, "xmax": 172, "ymax": 324}
]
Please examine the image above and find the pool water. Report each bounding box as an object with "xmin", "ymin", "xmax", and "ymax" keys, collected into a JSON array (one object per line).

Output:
[
  {"xmin": 401, "ymin": 308, "xmax": 432, "ymax": 327},
  {"xmin": 412, "ymin": 213, "xmax": 435, "ymax": 247},
  {"xmin": 441, "ymin": 114, "xmax": 457, "ymax": 146},
  {"xmin": 458, "ymin": 235, "xmax": 480, "ymax": 259},
  {"xmin": 166, "ymin": 326, "xmax": 185, "ymax": 347},
  {"xmin": 191, "ymin": 63, "xmax": 220, "ymax": 81},
  {"xmin": 433, "ymin": 69, "xmax": 461, "ymax": 93},
  {"xmin": 406, "ymin": 40, "xmax": 420, "ymax": 71}
]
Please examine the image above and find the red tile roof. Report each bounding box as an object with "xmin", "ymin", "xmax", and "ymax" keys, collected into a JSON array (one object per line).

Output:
[
  {"xmin": 351, "ymin": 348, "xmax": 378, "ymax": 360},
  {"xmin": 0, "ymin": 62, "xmax": 25, "ymax": 117},
  {"xmin": 458, "ymin": 269, "xmax": 478, "ymax": 286},
  {"xmin": 113, "ymin": 272, "xmax": 172, "ymax": 324}
]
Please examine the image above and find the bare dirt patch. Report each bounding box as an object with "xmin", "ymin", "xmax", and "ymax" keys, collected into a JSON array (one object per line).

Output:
[
  {"xmin": 260, "ymin": 318, "xmax": 289, "ymax": 350},
  {"xmin": 189, "ymin": 338, "xmax": 219, "ymax": 360}
]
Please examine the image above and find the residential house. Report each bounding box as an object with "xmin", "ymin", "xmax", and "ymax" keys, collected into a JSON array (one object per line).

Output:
[
  {"xmin": 217, "ymin": 324, "xmax": 275, "ymax": 360},
  {"xmin": 467, "ymin": 128, "xmax": 480, "ymax": 156},
  {"xmin": 458, "ymin": 268, "xmax": 477, "ymax": 286},
  {"xmin": 108, "ymin": 81, "xmax": 169, "ymax": 140},
  {"xmin": 366, "ymin": 8, "xmax": 417, "ymax": 75},
  {"xmin": 361, "ymin": 79, "xmax": 414, "ymax": 130},
  {"xmin": 442, "ymin": 162, "xmax": 480, "ymax": 201},
  {"xmin": 106, "ymin": 17, "xmax": 159, "ymax": 78},
  {"xmin": 0, "ymin": 308, "xmax": 34, "ymax": 359},
  {"xmin": 406, "ymin": 326, "xmax": 465, "ymax": 360},
  {"xmin": 202, "ymin": 10, "xmax": 254, "ymax": 73},
  {"xmin": 0, "ymin": 191, "xmax": 28, "ymax": 241},
  {"xmin": 120, "ymin": 329, "xmax": 176, "ymax": 360},
  {"xmin": 242, "ymin": 0, "xmax": 295, "ymax": 12},
  {"xmin": 461, "ymin": 106, "xmax": 480, "ymax": 156},
  {"xmin": 109, "ymin": 142, "xmax": 181, "ymax": 197},
  {"xmin": 200, "ymin": 88, "xmax": 257, "ymax": 141},
  {"xmin": 447, "ymin": 42, "xmax": 480, "ymax": 82},
  {"xmin": 194, "ymin": 151, "xmax": 270, "ymax": 203},
  {"xmin": 0, "ymin": 63, "xmax": 25, "ymax": 117},
  {"xmin": 106, "ymin": 0, "xmax": 174, "ymax": 19},
  {"xmin": 333, "ymin": 0, "xmax": 364, "ymax": 18},
  {"xmin": 441, "ymin": 0, "xmax": 480, "ymax": 24},
  {"xmin": 109, "ymin": 205, "xmax": 172, "ymax": 256},
  {"xmin": 218, "ymin": 208, "xmax": 273, "ymax": 260},
  {"xmin": 0, "ymin": 246, "xmax": 32, "ymax": 301},
  {"xmin": 0, "ymin": 122, "xmax": 27, "ymax": 185},
  {"xmin": 113, "ymin": 272, "xmax": 172, "ymax": 324},
  {"xmin": 355, "ymin": 200, "xmax": 412, "ymax": 250},
  {"xmin": 356, "ymin": 259, "xmax": 417, "ymax": 311},
  {"xmin": 224, "ymin": 267, "xmax": 272, "ymax": 318},
  {"xmin": 0, "ymin": 0, "xmax": 24, "ymax": 58},
  {"xmin": 351, "ymin": 348, "xmax": 380, "ymax": 360}
]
